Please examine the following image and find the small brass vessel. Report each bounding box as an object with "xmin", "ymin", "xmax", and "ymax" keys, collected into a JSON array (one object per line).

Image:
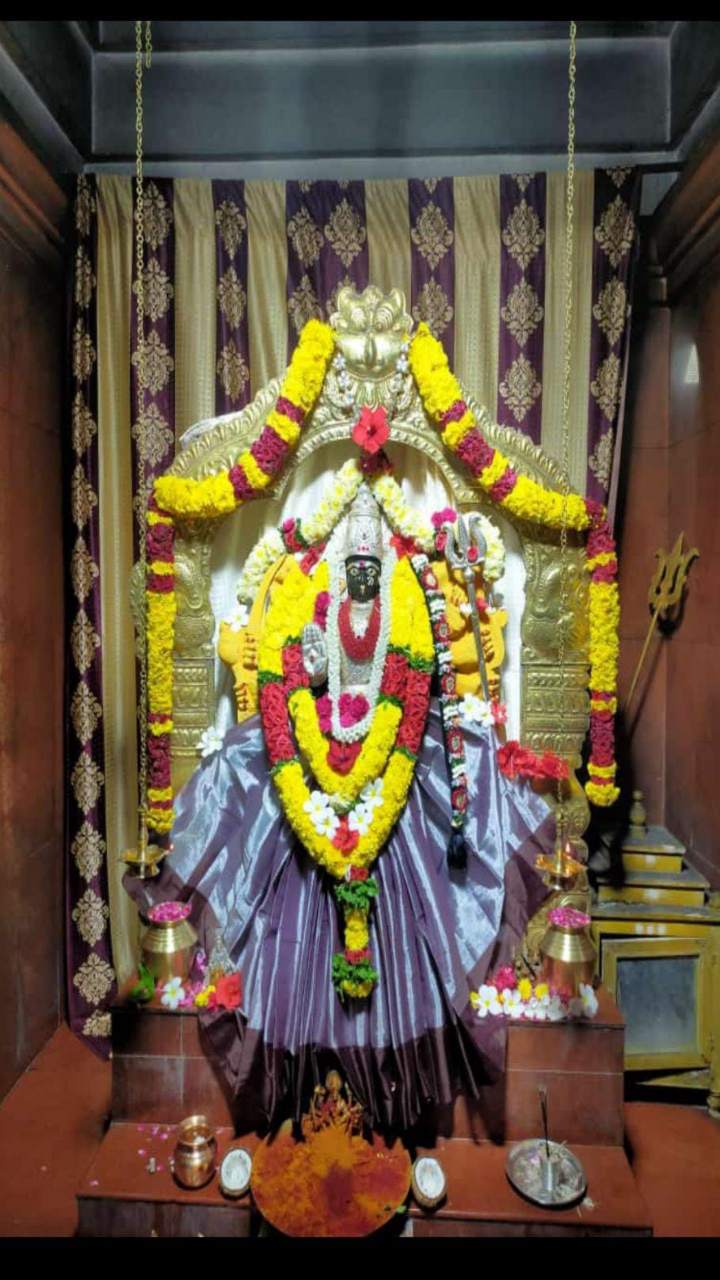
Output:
[
  {"xmin": 141, "ymin": 914, "xmax": 197, "ymax": 984},
  {"xmin": 540, "ymin": 914, "xmax": 596, "ymax": 995},
  {"xmin": 172, "ymin": 1115, "xmax": 217, "ymax": 1190}
]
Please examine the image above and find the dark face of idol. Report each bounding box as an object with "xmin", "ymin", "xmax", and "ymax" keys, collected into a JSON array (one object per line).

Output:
[{"xmin": 346, "ymin": 556, "xmax": 381, "ymax": 602}]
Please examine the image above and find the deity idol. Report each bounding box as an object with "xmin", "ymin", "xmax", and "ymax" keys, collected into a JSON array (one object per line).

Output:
[
  {"xmin": 129, "ymin": 481, "xmax": 556, "ymax": 1134},
  {"xmin": 125, "ymin": 286, "xmax": 586, "ymax": 1134}
]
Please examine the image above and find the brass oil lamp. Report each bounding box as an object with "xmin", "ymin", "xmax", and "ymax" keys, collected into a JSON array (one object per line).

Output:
[
  {"xmin": 120, "ymin": 813, "xmax": 167, "ymax": 880},
  {"xmin": 536, "ymin": 836, "xmax": 584, "ymax": 893}
]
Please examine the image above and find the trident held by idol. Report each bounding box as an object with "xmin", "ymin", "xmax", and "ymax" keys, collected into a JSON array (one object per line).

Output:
[{"xmin": 443, "ymin": 515, "xmax": 491, "ymax": 702}]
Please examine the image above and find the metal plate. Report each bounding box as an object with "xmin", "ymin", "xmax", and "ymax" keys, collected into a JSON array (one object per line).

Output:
[{"xmin": 506, "ymin": 1139, "xmax": 587, "ymax": 1209}]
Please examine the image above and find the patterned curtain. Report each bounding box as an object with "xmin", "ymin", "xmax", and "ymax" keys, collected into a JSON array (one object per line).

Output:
[
  {"xmin": 286, "ymin": 180, "xmax": 370, "ymax": 350},
  {"xmin": 66, "ymin": 175, "xmax": 117, "ymax": 1049},
  {"xmin": 586, "ymin": 168, "xmax": 641, "ymax": 502},
  {"xmin": 65, "ymin": 169, "xmax": 640, "ymax": 1054},
  {"xmin": 214, "ymin": 182, "xmax": 250, "ymax": 413},
  {"xmin": 409, "ymin": 178, "xmax": 456, "ymax": 358},
  {"xmin": 131, "ymin": 178, "xmax": 175, "ymax": 520},
  {"xmin": 497, "ymin": 174, "xmax": 546, "ymax": 443}
]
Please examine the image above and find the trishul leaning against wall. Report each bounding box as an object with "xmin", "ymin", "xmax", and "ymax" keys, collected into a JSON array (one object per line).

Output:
[{"xmin": 132, "ymin": 285, "xmax": 620, "ymax": 853}]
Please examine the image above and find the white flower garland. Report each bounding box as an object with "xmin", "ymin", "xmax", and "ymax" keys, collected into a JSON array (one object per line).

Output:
[
  {"xmin": 371, "ymin": 472, "xmax": 434, "ymax": 551},
  {"xmin": 326, "ymin": 541, "xmax": 394, "ymax": 743},
  {"xmin": 235, "ymin": 527, "xmax": 285, "ymax": 606},
  {"xmin": 234, "ymin": 461, "xmax": 363, "ymax": 606},
  {"xmin": 303, "ymin": 777, "xmax": 385, "ymax": 834},
  {"xmin": 473, "ymin": 981, "xmax": 599, "ymax": 1023},
  {"xmin": 301, "ymin": 458, "xmax": 364, "ymax": 546}
]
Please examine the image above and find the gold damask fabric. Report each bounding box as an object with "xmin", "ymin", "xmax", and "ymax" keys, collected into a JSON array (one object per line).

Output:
[{"xmin": 66, "ymin": 175, "xmax": 118, "ymax": 1045}]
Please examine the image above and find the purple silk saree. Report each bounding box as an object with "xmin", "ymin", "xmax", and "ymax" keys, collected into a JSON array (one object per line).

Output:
[{"xmin": 127, "ymin": 703, "xmax": 554, "ymax": 1131}]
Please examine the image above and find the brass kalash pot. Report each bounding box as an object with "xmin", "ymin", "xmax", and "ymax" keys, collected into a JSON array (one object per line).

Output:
[
  {"xmin": 140, "ymin": 901, "xmax": 198, "ymax": 984},
  {"xmin": 540, "ymin": 906, "xmax": 595, "ymax": 995},
  {"xmin": 172, "ymin": 1115, "xmax": 217, "ymax": 1189},
  {"xmin": 536, "ymin": 837, "xmax": 596, "ymax": 996}
]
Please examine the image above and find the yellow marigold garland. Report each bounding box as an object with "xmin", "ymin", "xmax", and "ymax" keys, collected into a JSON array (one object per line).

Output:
[
  {"xmin": 144, "ymin": 320, "xmax": 336, "ymax": 833},
  {"xmin": 409, "ymin": 322, "xmax": 620, "ymax": 806},
  {"xmin": 146, "ymin": 314, "xmax": 622, "ymax": 840},
  {"xmin": 272, "ymin": 751, "xmax": 417, "ymax": 880}
]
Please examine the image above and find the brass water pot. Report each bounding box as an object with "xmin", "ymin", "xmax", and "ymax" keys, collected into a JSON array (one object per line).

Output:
[
  {"xmin": 141, "ymin": 915, "xmax": 198, "ymax": 984},
  {"xmin": 540, "ymin": 919, "xmax": 596, "ymax": 995},
  {"xmin": 173, "ymin": 1115, "xmax": 217, "ymax": 1189}
]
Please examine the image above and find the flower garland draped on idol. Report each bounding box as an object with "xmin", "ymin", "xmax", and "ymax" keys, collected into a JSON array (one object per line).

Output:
[
  {"xmin": 233, "ymin": 456, "xmax": 481, "ymax": 997},
  {"xmin": 257, "ymin": 545, "xmax": 435, "ymax": 998},
  {"xmin": 145, "ymin": 314, "xmax": 620, "ymax": 849}
]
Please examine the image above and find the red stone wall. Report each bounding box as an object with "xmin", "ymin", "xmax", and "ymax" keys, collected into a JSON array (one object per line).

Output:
[
  {"xmin": 0, "ymin": 123, "xmax": 67, "ymax": 1100},
  {"xmin": 617, "ymin": 302, "xmax": 670, "ymax": 824},
  {"xmin": 618, "ymin": 136, "xmax": 720, "ymax": 886},
  {"xmin": 664, "ymin": 272, "xmax": 720, "ymax": 885}
]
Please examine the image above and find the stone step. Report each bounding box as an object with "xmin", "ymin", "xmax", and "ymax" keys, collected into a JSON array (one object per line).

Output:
[
  {"xmin": 596, "ymin": 868, "xmax": 708, "ymax": 908},
  {"xmin": 597, "ymin": 867, "xmax": 709, "ymax": 891},
  {"xmin": 597, "ymin": 885, "xmax": 706, "ymax": 907},
  {"xmin": 592, "ymin": 900, "xmax": 720, "ymax": 925},
  {"xmin": 622, "ymin": 852, "xmax": 684, "ymax": 874}
]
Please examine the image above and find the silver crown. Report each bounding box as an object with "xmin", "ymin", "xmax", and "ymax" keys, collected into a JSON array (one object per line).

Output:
[{"xmin": 345, "ymin": 484, "xmax": 383, "ymax": 560}]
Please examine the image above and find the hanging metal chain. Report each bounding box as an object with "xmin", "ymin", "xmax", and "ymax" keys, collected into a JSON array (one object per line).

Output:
[
  {"xmin": 556, "ymin": 19, "xmax": 577, "ymax": 837},
  {"xmin": 134, "ymin": 18, "xmax": 152, "ymax": 822}
]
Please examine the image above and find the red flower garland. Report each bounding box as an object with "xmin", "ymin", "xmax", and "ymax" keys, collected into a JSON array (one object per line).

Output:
[
  {"xmin": 327, "ymin": 739, "xmax": 362, "ymax": 775},
  {"xmin": 497, "ymin": 740, "xmax": 570, "ymax": 784},
  {"xmin": 338, "ymin": 596, "xmax": 381, "ymax": 661}
]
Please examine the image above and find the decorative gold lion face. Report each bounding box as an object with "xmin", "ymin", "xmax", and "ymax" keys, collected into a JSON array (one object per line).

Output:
[{"xmin": 330, "ymin": 285, "xmax": 412, "ymax": 381}]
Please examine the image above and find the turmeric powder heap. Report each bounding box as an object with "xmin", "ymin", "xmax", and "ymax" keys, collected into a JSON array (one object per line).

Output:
[{"xmin": 251, "ymin": 1121, "xmax": 411, "ymax": 1237}]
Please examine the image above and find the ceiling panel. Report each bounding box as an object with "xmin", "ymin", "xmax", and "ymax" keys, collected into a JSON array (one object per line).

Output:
[{"xmin": 94, "ymin": 20, "xmax": 676, "ymax": 53}]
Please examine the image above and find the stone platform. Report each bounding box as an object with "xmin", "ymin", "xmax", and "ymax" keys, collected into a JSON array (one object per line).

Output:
[
  {"xmin": 77, "ymin": 986, "xmax": 652, "ymax": 1237},
  {"xmin": 77, "ymin": 1122, "xmax": 651, "ymax": 1238}
]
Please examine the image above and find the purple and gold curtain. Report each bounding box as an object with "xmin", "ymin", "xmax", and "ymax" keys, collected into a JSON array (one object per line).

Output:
[
  {"xmin": 66, "ymin": 175, "xmax": 116, "ymax": 1048},
  {"xmin": 66, "ymin": 169, "xmax": 640, "ymax": 1052},
  {"xmin": 286, "ymin": 180, "xmax": 370, "ymax": 351}
]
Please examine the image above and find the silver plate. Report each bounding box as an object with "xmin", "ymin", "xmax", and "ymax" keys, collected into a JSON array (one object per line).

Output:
[{"xmin": 506, "ymin": 1139, "xmax": 587, "ymax": 1209}]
